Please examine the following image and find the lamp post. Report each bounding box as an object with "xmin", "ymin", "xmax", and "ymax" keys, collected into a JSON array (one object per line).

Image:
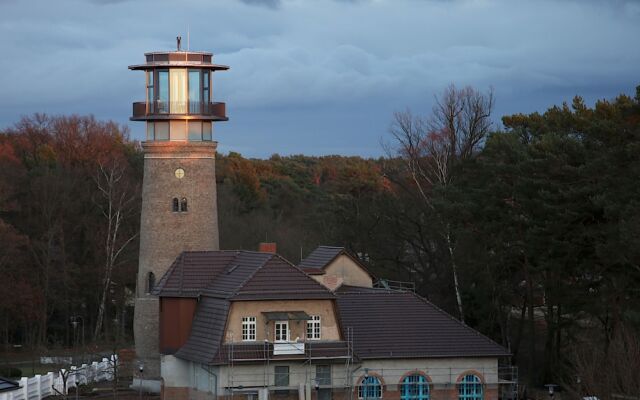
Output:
[
  {"xmin": 70, "ymin": 316, "xmax": 85, "ymax": 349},
  {"xmin": 138, "ymin": 362, "xmax": 144, "ymax": 400}
]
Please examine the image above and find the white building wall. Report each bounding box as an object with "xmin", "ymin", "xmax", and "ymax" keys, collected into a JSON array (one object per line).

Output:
[
  {"xmin": 162, "ymin": 354, "xmax": 499, "ymax": 398},
  {"xmin": 208, "ymin": 357, "xmax": 498, "ymax": 393},
  {"xmin": 161, "ymin": 355, "xmax": 191, "ymax": 387}
]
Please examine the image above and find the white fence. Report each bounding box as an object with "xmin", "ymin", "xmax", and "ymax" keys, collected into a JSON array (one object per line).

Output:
[{"xmin": 0, "ymin": 356, "xmax": 118, "ymax": 400}]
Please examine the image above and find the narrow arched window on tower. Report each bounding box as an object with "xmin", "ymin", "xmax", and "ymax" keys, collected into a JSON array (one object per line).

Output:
[
  {"xmin": 172, "ymin": 197, "xmax": 179, "ymax": 212},
  {"xmin": 147, "ymin": 272, "xmax": 156, "ymax": 294},
  {"xmin": 180, "ymin": 197, "xmax": 188, "ymax": 212}
]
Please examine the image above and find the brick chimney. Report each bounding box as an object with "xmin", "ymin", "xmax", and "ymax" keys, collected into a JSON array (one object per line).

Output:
[{"xmin": 258, "ymin": 242, "xmax": 277, "ymax": 254}]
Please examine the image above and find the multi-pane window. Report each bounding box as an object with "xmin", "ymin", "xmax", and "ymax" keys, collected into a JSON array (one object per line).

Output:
[
  {"xmin": 316, "ymin": 365, "xmax": 332, "ymax": 400},
  {"xmin": 275, "ymin": 321, "xmax": 289, "ymax": 342},
  {"xmin": 242, "ymin": 317, "xmax": 256, "ymax": 341},
  {"xmin": 458, "ymin": 375, "xmax": 483, "ymax": 400},
  {"xmin": 316, "ymin": 365, "xmax": 331, "ymax": 385},
  {"xmin": 358, "ymin": 376, "xmax": 382, "ymax": 400},
  {"xmin": 307, "ymin": 315, "xmax": 321, "ymax": 340},
  {"xmin": 401, "ymin": 375, "xmax": 429, "ymax": 400}
]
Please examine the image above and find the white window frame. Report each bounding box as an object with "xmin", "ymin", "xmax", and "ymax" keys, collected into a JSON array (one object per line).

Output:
[
  {"xmin": 242, "ymin": 316, "xmax": 256, "ymax": 341},
  {"xmin": 307, "ymin": 315, "xmax": 321, "ymax": 340},
  {"xmin": 275, "ymin": 320, "xmax": 289, "ymax": 342}
]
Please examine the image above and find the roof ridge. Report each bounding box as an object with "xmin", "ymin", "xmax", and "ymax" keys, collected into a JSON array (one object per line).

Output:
[
  {"xmin": 273, "ymin": 253, "xmax": 336, "ymax": 297},
  {"xmin": 408, "ymin": 291, "xmax": 509, "ymax": 352},
  {"xmin": 229, "ymin": 252, "xmax": 275, "ymax": 298}
]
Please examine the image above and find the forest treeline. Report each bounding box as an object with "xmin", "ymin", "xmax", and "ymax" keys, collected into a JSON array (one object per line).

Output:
[{"xmin": 1, "ymin": 86, "xmax": 640, "ymax": 395}]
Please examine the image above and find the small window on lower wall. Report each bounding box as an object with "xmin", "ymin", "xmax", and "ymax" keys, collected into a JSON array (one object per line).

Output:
[
  {"xmin": 274, "ymin": 366, "xmax": 289, "ymax": 395},
  {"xmin": 358, "ymin": 376, "xmax": 382, "ymax": 400},
  {"xmin": 146, "ymin": 272, "xmax": 155, "ymax": 294},
  {"xmin": 458, "ymin": 375, "xmax": 483, "ymax": 400}
]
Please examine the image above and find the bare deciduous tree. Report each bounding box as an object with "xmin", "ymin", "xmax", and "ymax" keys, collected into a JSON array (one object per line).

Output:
[
  {"xmin": 93, "ymin": 160, "xmax": 138, "ymax": 341},
  {"xmin": 567, "ymin": 326, "xmax": 640, "ymax": 399},
  {"xmin": 388, "ymin": 84, "xmax": 494, "ymax": 322}
]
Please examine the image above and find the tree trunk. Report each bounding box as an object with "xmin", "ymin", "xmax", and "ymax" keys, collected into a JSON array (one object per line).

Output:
[{"xmin": 446, "ymin": 229, "xmax": 464, "ymax": 323}]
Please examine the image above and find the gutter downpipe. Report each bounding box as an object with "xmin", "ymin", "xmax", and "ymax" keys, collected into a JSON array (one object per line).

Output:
[{"xmin": 201, "ymin": 365, "xmax": 218, "ymax": 400}]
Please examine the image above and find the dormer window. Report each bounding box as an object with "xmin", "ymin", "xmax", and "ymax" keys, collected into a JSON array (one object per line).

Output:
[
  {"xmin": 242, "ymin": 317, "xmax": 256, "ymax": 341},
  {"xmin": 307, "ymin": 315, "xmax": 321, "ymax": 340}
]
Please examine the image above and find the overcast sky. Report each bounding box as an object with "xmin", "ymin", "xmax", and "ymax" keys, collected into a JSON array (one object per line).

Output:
[{"xmin": 0, "ymin": 0, "xmax": 638, "ymax": 157}]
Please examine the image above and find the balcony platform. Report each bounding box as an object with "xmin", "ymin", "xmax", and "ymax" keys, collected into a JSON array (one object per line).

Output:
[{"xmin": 131, "ymin": 101, "xmax": 227, "ymax": 121}]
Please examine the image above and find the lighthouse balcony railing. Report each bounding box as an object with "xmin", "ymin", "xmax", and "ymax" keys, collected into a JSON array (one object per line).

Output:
[{"xmin": 132, "ymin": 101, "xmax": 226, "ymax": 119}]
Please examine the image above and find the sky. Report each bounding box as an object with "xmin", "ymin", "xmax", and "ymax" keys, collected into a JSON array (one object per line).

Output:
[{"xmin": 0, "ymin": 0, "xmax": 638, "ymax": 158}]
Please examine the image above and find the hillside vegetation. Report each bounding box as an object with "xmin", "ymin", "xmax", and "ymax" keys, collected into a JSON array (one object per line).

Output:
[{"xmin": 1, "ymin": 87, "xmax": 639, "ymax": 393}]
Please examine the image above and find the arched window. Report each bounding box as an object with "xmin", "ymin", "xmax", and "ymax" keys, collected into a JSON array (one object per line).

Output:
[
  {"xmin": 172, "ymin": 197, "xmax": 179, "ymax": 212},
  {"xmin": 458, "ymin": 375, "xmax": 483, "ymax": 400},
  {"xmin": 358, "ymin": 376, "xmax": 382, "ymax": 400},
  {"xmin": 180, "ymin": 197, "xmax": 188, "ymax": 212},
  {"xmin": 147, "ymin": 272, "xmax": 155, "ymax": 293},
  {"xmin": 401, "ymin": 375, "xmax": 429, "ymax": 400}
]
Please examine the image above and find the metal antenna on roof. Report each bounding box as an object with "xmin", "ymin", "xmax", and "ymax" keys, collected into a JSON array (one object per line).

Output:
[
  {"xmin": 300, "ymin": 246, "xmax": 303, "ymax": 262},
  {"xmin": 187, "ymin": 24, "xmax": 190, "ymax": 51},
  {"xmin": 176, "ymin": 36, "xmax": 182, "ymax": 51}
]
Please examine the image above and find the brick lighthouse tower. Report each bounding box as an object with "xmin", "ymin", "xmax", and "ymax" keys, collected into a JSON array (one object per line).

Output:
[{"xmin": 129, "ymin": 39, "xmax": 228, "ymax": 380}]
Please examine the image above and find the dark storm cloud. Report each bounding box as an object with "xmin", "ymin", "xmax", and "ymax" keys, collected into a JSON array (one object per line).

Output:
[{"xmin": 0, "ymin": 0, "xmax": 639, "ymax": 157}]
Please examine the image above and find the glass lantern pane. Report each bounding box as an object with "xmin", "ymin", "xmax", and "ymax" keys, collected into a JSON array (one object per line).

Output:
[
  {"xmin": 188, "ymin": 70, "xmax": 201, "ymax": 113},
  {"xmin": 188, "ymin": 121, "xmax": 202, "ymax": 141},
  {"xmin": 146, "ymin": 122, "xmax": 154, "ymax": 140},
  {"xmin": 170, "ymin": 120, "xmax": 186, "ymax": 141},
  {"xmin": 170, "ymin": 69, "xmax": 187, "ymax": 113},
  {"xmin": 202, "ymin": 121, "xmax": 212, "ymax": 141},
  {"xmin": 157, "ymin": 71, "xmax": 169, "ymax": 113},
  {"xmin": 155, "ymin": 122, "xmax": 169, "ymax": 141}
]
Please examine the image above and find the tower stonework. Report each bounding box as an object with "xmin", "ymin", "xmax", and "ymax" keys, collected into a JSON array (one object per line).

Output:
[{"xmin": 129, "ymin": 48, "xmax": 228, "ymax": 379}]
